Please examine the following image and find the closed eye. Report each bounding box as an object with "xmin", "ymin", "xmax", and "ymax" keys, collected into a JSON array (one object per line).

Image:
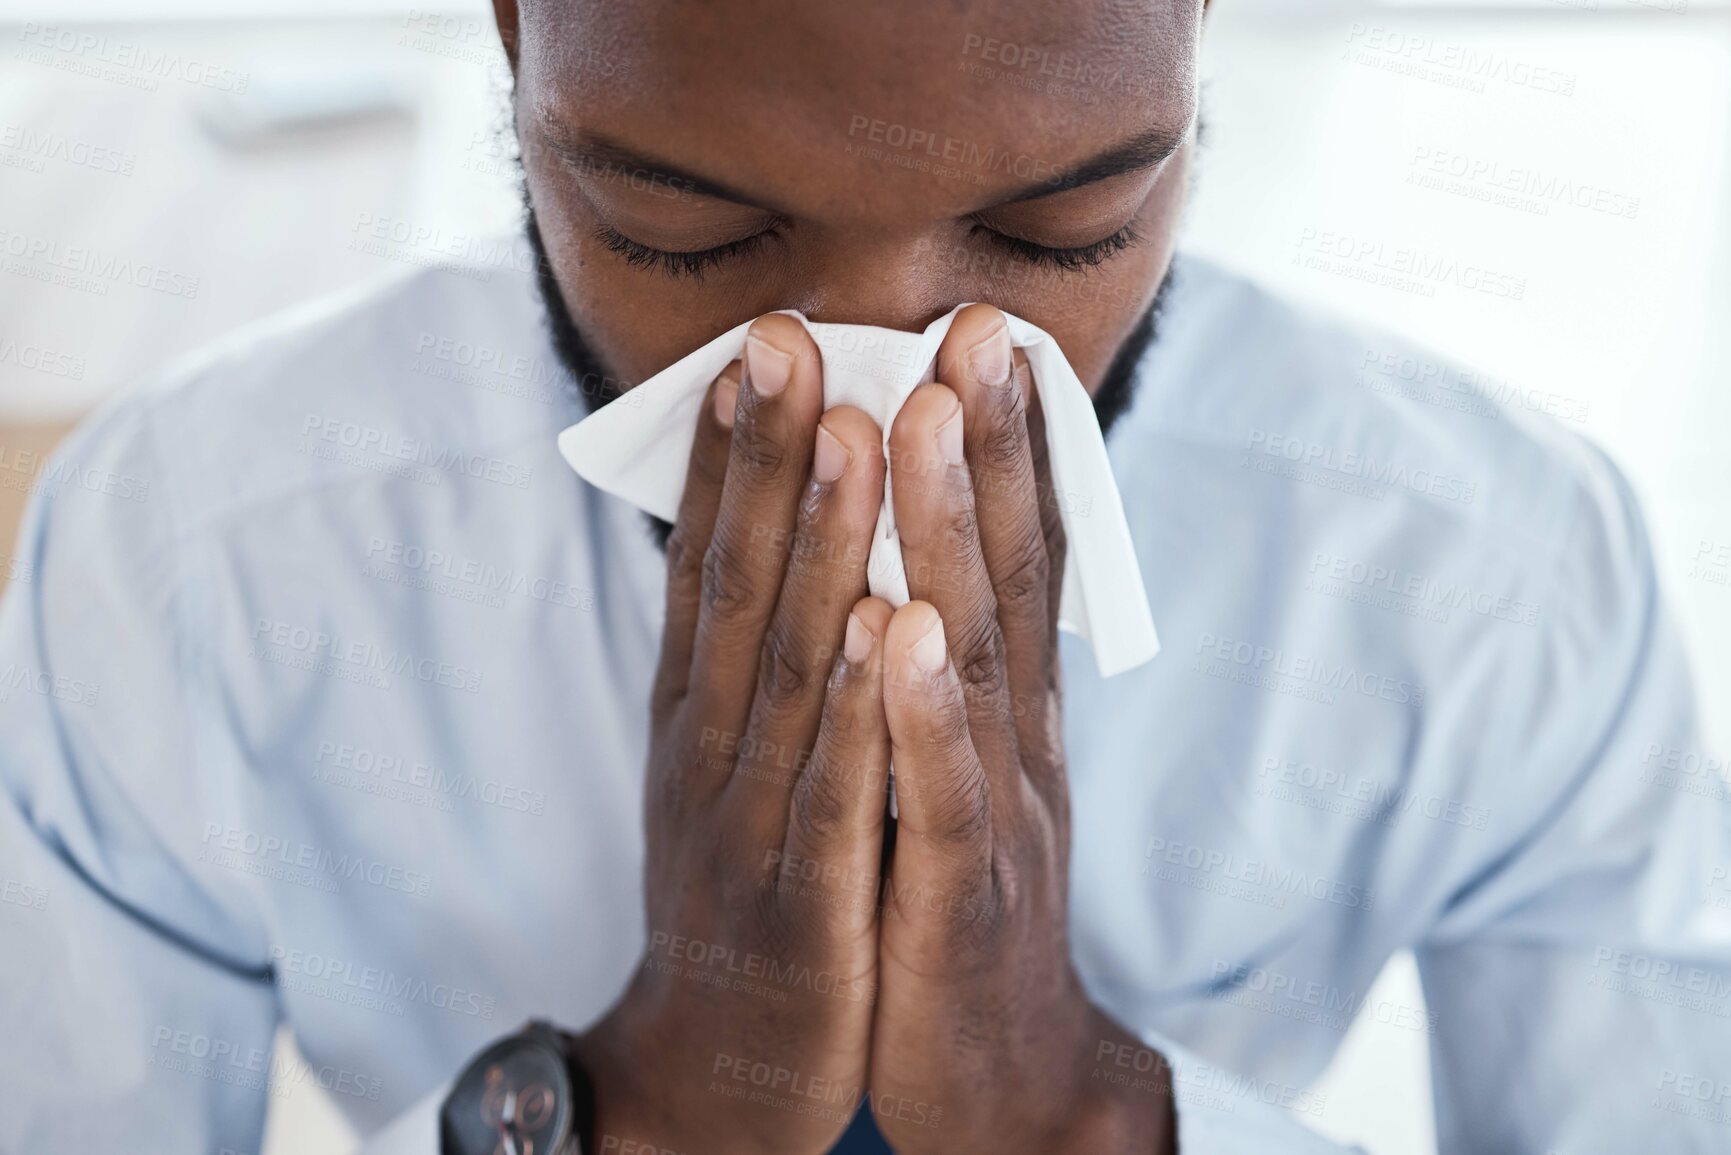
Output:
[
  {"xmin": 969, "ymin": 220, "xmax": 1143, "ymax": 272},
  {"xmin": 591, "ymin": 218, "xmax": 1141, "ymax": 280},
  {"xmin": 593, "ymin": 223, "xmax": 780, "ymax": 280}
]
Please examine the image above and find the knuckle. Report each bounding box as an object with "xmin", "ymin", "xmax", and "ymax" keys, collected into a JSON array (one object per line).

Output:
[
  {"xmin": 756, "ymin": 622, "xmax": 820, "ymax": 714},
  {"xmin": 790, "ymin": 755, "xmax": 852, "ymax": 843},
  {"xmin": 953, "ymin": 620, "xmax": 1006, "ymax": 698},
  {"xmin": 939, "ymin": 496, "xmax": 982, "ymax": 558},
  {"xmin": 994, "ymin": 539, "xmax": 1049, "ymax": 619},
  {"xmin": 932, "ymin": 769, "xmax": 993, "ymax": 844},
  {"xmin": 925, "ymin": 684, "xmax": 979, "ymax": 752},
  {"xmin": 818, "ymin": 670, "xmax": 870, "ymax": 745},
  {"xmin": 979, "ymin": 412, "xmax": 1028, "ymax": 473},
  {"xmin": 699, "ymin": 538, "xmax": 757, "ymax": 619},
  {"xmin": 730, "ymin": 412, "xmax": 793, "ymax": 480},
  {"xmin": 664, "ymin": 524, "xmax": 707, "ymax": 591}
]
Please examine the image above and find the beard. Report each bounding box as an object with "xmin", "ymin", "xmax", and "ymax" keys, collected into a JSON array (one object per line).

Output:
[{"xmin": 521, "ymin": 201, "xmax": 1175, "ymax": 543}]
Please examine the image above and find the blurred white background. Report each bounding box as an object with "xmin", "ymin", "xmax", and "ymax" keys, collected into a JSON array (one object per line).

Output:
[{"xmin": 2, "ymin": 2, "xmax": 1727, "ymax": 1152}]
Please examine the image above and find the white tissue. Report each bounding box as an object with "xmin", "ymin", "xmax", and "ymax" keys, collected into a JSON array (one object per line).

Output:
[{"xmin": 557, "ymin": 305, "xmax": 1158, "ymax": 678}]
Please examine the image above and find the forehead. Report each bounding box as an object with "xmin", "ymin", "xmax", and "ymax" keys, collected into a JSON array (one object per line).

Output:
[{"xmin": 520, "ymin": 0, "xmax": 1200, "ymax": 220}]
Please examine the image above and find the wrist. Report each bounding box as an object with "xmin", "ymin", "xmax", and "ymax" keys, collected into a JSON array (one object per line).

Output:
[
  {"xmin": 566, "ymin": 1007, "xmax": 684, "ymax": 1153},
  {"xmin": 1043, "ymin": 1006, "xmax": 1176, "ymax": 1154},
  {"xmin": 568, "ymin": 1000, "xmax": 808, "ymax": 1155}
]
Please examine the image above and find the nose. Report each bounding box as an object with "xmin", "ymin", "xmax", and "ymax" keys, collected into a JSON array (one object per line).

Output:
[{"xmin": 787, "ymin": 235, "xmax": 960, "ymax": 333}]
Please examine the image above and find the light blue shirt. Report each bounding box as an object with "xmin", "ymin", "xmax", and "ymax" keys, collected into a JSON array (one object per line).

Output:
[{"xmin": 2, "ymin": 250, "xmax": 1727, "ymax": 1154}]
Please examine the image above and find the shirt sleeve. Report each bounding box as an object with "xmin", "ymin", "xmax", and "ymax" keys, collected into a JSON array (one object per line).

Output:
[
  {"xmin": 0, "ymin": 403, "xmax": 451, "ymax": 1154},
  {"xmin": 354, "ymin": 1084, "xmax": 444, "ymax": 1153},
  {"xmin": 1414, "ymin": 446, "xmax": 1731, "ymax": 1152}
]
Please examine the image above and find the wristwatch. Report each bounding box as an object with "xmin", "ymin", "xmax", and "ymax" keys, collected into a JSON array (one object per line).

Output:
[{"xmin": 440, "ymin": 1020, "xmax": 595, "ymax": 1155}]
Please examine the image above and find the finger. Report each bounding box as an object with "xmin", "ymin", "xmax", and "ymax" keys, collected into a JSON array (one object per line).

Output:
[
  {"xmin": 932, "ymin": 305, "xmax": 1052, "ymax": 756},
  {"xmin": 1018, "ymin": 350, "xmax": 1071, "ymax": 817},
  {"xmin": 880, "ymin": 602, "xmax": 995, "ymax": 930},
  {"xmin": 727, "ymin": 406, "xmax": 886, "ymax": 840},
  {"xmin": 775, "ymin": 596, "xmax": 894, "ymax": 940},
  {"xmin": 653, "ymin": 363, "xmax": 740, "ymax": 720},
  {"xmin": 1020, "ymin": 348, "xmax": 1065, "ymax": 661},
  {"xmin": 687, "ymin": 314, "xmax": 824, "ymax": 758},
  {"xmin": 887, "ymin": 384, "xmax": 1016, "ymax": 779}
]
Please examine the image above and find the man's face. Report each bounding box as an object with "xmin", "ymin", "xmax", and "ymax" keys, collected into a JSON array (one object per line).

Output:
[{"xmin": 498, "ymin": 0, "xmax": 1203, "ymax": 398}]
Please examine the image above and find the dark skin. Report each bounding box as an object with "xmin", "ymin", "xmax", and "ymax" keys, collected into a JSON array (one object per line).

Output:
[{"xmin": 492, "ymin": 0, "xmax": 1204, "ymax": 1148}]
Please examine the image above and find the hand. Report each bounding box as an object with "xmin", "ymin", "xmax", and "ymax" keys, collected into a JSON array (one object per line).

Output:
[
  {"xmin": 868, "ymin": 304, "xmax": 1177, "ymax": 1152},
  {"xmin": 571, "ymin": 315, "xmax": 894, "ymax": 1155}
]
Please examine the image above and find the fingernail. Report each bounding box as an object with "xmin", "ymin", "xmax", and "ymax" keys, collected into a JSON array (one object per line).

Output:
[
  {"xmin": 713, "ymin": 374, "xmax": 739, "ymax": 429},
  {"xmin": 745, "ymin": 334, "xmax": 793, "ymax": 398},
  {"xmin": 967, "ymin": 323, "xmax": 1012, "ymax": 388},
  {"xmin": 843, "ymin": 612, "xmax": 874, "ymax": 665},
  {"xmin": 910, "ymin": 616, "xmax": 947, "ymax": 673},
  {"xmin": 814, "ymin": 423, "xmax": 851, "ymax": 484},
  {"xmin": 935, "ymin": 401, "xmax": 964, "ymax": 466}
]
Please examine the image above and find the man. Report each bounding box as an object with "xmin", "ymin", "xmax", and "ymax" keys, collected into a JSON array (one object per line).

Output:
[{"xmin": 1, "ymin": 0, "xmax": 1726, "ymax": 1152}]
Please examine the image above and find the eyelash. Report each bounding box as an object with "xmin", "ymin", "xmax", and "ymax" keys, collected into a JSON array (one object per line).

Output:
[
  {"xmin": 596, "ymin": 219, "xmax": 1142, "ymax": 281},
  {"xmin": 970, "ymin": 220, "xmax": 1142, "ymax": 272},
  {"xmin": 594, "ymin": 224, "xmax": 779, "ymax": 280}
]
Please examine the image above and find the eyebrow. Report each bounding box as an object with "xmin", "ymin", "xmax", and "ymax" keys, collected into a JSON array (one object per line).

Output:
[
  {"xmin": 545, "ymin": 121, "xmax": 1189, "ymax": 215},
  {"xmin": 991, "ymin": 123, "xmax": 1190, "ymax": 206},
  {"xmin": 544, "ymin": 133, "xmax": 788, "ymax": 213}
]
